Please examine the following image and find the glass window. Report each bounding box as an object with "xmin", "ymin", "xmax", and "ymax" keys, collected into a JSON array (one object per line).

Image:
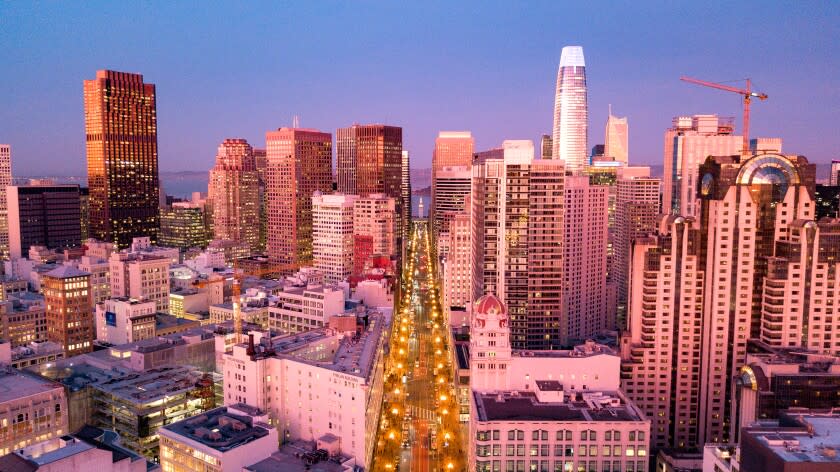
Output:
[{"xmin": 605, "ymin": 431, "xmax": 612, "ymax": 441}]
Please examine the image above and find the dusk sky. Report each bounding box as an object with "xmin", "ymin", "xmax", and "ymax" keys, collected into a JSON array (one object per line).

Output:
[{"xmin": 1, "ymin": 1, "xmax": 838, "ymax": 176}]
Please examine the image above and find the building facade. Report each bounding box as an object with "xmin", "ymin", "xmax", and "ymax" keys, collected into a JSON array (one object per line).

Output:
[
  {"xmin": 432, "ymin": 131, "xmax": 474, "ymax": 237},
  {"xmin": 0, "ymin": 145, "xmax": 12, "ymax": 259},
  {"xmin": 432, "ymin": 165, "xmax": 472, "ymax": 246},
  {"xmin": 84, "ymin": 70, "xmax": 159, "ymax": 248},
  {"xmin": 159, "ymin": 202, "xmax": 210, "ymax": 250},
  {"xmin": 604, "ymin": 108, "xmax": 629, "ymax": 165},
  {"xmin": 43, "ymin": 266, "xmax": 93, "ymax": 356},
  {"xmin": 6, "ymin": 184, "xmax": 82, "ymax": 258},
  {"xmin": 312, "ymin": 193, "xmax": 358, "ymax": 283},
  {"xmin": 0, "ymin": 369, "xmax": 69, "ymax": 456},
  {"xmin": 94, "ymin": 298, "xmax": 156, "ymax": 345},
  {"xmin": 265, "ymin": 128, "xmax": 333, "ymax": 265},
  {"xmin": 208, "ymin": 138, "xmax": 261, "ymax": 252},
  {"xmin": 109, "ymin": 252, "xmax": 171, "ymax": 312}
]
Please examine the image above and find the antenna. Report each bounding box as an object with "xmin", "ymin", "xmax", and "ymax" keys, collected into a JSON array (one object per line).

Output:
[{"xmin": 292, "ymin": 115, "xmax": 300, "ymax": 128}]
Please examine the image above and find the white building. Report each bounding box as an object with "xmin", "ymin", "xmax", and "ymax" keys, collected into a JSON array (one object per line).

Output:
[
  {"xmin": 109, "ymin": 252, "xmax": 171, "ymax": 312},
  {"xmin": 312, "ymin": 193, "xmax": 358, "ymax": 283},
  {"xmin": 95, "ymin": 298, "xmax": 157, "ymax": 345},
  {"xmin": 353, "ymin": 193, "xmax": 396, "ymax": 257},
  {"xmin": 159, "ymin": 404, "xmax": 278, "ymax": 472},
  {"xmin": 77, "ymin": 255, "xmax": 111, "ymax": 305},
  {"xmin": 468, "ymin": 294, "xmax": 650, "ymax": 472},
  {"xmin": 267, "ymin": 282, "xmax": 345, "ymax": 334},
  {"xmin": 221, "ymin": 312, "xmax": 387, "ymax": 470}
]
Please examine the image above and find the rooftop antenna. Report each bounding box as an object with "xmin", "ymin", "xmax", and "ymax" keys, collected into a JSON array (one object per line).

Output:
[{"xmin": 293, "ymin": 115, "xmax": 300, "ymax": 128}]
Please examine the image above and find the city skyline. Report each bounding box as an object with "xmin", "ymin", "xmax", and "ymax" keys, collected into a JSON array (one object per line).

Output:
[{"xmin": 1, "ymin": 2, "xmax": 838, "ymax": 176}]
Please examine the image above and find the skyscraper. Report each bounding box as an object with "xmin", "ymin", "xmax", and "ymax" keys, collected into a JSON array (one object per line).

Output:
[
  {"xmin": 84, "ymin": 70, "xmax": 160, "ymax": 249},
  {"xmin": 432, "ymin": 131, "xmax": 473, "ymax": 240},
  {"xmin": 611, "ymin": 167, "xmax": 660, "ymax": 329},
  {"xmin": 312, "ymin": 192, "xmax": 357, "ymax": 283},
  {"xmin": 336, "ymin": 124, "xmax": 404, "ymax": 252},
  {"xmin": 831, "ymin": 159, "xmax": 840, "ymax": 186},
  {"xmin": 662, "ymin": 115, "xmax": 741, "ymax": 217},
  {"xmin": 472, "ymin": 141, "xmax": 565, "ymax": 349},
  {"xmin": 265, "ymin": 128, "xmax": 333, "ymax": 265},
  {"xmin": 208, "ymin": 138, "xmax": 260, "ymax": 251},
  {"xmin": 0, "ymin": 145, "xmax": 11, "ymax": 259},
  {"xmin": 6, "ymin": 184, "xmax": 83, "ymax": 258},
  {"xmin": 551, "ymin": 45, "xmax": 588, "ymax": 173},
  {"xmin": 622, "ymin": 152, "xmax": 817, "ymax": 448},
  {"xmin": 563, "ymin": 175, "xmax": 609, "ymax": 342},
  {"xmin": 159, "ymin": 202, "xmax": 210, "ymax": 250},
  {"xmin": 400, "ymin": 150, "xmax": 411, "ymax": 257},
  {"xmin": 432, "ymin": 165, "xmax": 471, "ymax": 246},
  {"xmin": 604, "ymin": 107, "xmax": 629, "ymax": 165},
  {"xmin": 540, "ymin": 134, "xmax": 552, "ymax": 160}
]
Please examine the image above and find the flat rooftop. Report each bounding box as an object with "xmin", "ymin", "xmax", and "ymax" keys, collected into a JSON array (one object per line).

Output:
[
  {"xmin": 474, "ymin": 390, "xmax": 644, "ymax": 423},
  {"xmin": 0, "ymin": 367, "xmax": 63, "ymax": 403},
  {"xmin": 749, "ymin": 415, "xmax": 840, "ymax": 463},
  {"xmin": 93, "ymin": 365, "xmax": 204, "ymax": 404},
  {"xmin": 162, "ymin": 406, "xmax": 271, "ymax": 452},
  {"xmin": 245, "ymin": 440, "xmax": 353, "ymax": 472}
]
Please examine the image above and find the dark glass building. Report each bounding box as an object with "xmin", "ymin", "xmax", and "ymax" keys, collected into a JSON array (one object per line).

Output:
[{"xmin": 6, "ymin": 184, "xmax": 82, "ymax": 258}]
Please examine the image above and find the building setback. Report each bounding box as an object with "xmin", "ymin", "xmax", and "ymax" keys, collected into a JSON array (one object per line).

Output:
[{"xmin": 84, "ymin": 70, "xmax": 160, "ymax": 248}]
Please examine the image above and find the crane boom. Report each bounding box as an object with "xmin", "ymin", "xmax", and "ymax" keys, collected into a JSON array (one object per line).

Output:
[{"xmin": 680, "ymin": 76, "xmax": 768, "ymax": 155}]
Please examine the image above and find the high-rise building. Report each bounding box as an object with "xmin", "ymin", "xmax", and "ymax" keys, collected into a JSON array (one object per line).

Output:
[
  {"xmin": 831, "ymin": 160, "xmax": 840, "ymax": 186},
  {"xmin": 551, "ymin": 46, "xmax": 588, "ymax": 173},
  {"xmin": 336, "ymin": 124, "xmax": 404, "ymax": 250},
  {"xmin": 158, "ymin": 202, "xmax": 209, "ymax": 250},
  {"xmin": 84, "ymin": 70, "xmax": 160, "ymax": 249},
  {"xmin": 401, "ymin": 150, "xmax": 411, "ymax": 257},
  {"xmin": 604, "ymin": 107, "xmax": 629, "ymax": 165},
  {"xmin": 254, "ymin": 147, "xmax": 268, "ymax": 252},
  {"xmin": 563, "ymin": 175, "xmax": 609, "ymax": 342},
  {"xmin": 662, "ymin": 115, "xmax": 741, "ymax": 217},
  {"xmin": 6, "ymin": 184, "xmax": 82, "ymax": 258},
  {"xmin": 208, "ymin": 138, "xmax": 260, "ymax": 251},
  {"xmin": 312, "ymin": 192, "xmax": 358, "ymax": 283},
  {"xmin": 432, "ymin": 165, "xmax": 471, "ymax": 245},
  {"xmin": 540, "ymin": 134, "xmax": 553, "ymax": 159},
  {"xmin": 432, "ymin": 131, "xmax": 473, "ymax": 233},
  {"xmin": 472, "ymin": 141, "xmax": 566, "ymax": 349},
  {"xmin": 109, "ymin": 252, "xmax": 171, "ymax": 312},
  {"xmin": 442, "ymin": 210, "xmax": 471, "ymax": 316},
  {"xmin": 622, "ymin": 153, "xmax": 817, "ymax": 449},
  {"xmin": 815, "ymin": 184, "xmax": 839, "ymax": 219},
  {"xmin": 353, "ymin": 193, "xmax": 396, "ymax": 256},
  {"xmin": 0, "ymin": 145, "xmax": 11, "ymax": 259},
  {"xmin": 79, "ymin": 187, "xmax": 90, "ymax": 240},
  {"xmin": 43, "ymin": 266, "xmax": 93, "ymax": 356},
  {"xmin": 265, "ymin": 128, "xmax": 333, "ymax": 265},
  {"xmin": 611, "ymin": 167, "xmax": 660, "ymax": 329}
]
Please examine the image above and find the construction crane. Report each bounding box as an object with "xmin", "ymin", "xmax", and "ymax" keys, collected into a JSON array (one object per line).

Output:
[
  {"xmin": 680, "ymin": 76, "xmax": 768, "ymax": 155},
  {"xmin": 193, "ymin": 260, "xmax": 300, "ymax": 344}
]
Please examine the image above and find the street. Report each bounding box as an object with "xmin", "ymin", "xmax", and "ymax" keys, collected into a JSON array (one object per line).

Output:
[{"xmin": 371, "ymin": 221, "xmax": 464, "ymax": 472}]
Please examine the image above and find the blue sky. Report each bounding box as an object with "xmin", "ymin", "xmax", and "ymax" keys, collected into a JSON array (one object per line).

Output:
[{"xmin": 0, "ymin": 1, "xmax": 838, "ymax": 175}]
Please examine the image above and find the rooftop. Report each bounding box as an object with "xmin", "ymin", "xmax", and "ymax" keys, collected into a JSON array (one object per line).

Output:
[
  {"xmin": 245, "ymin": 440, "xmax": 354, "ymax": 472},
  {"xmin": 162, "ymin": 406, "xmax": 272, "ymax": 452},
  {"xmin": 747, "ymin": 413, "xmax": 840, "ymax": 463},
  {"xmin": 43, "ymin": 265, "xmax": 90, "ymax": 279},
  {"xmin": 474, "ymin": 390, "xmax": 645, "ymax": 423},
  {"xmin": 93, "ymin": 365, "xmax": 204, "ymax": 404},
  {"xmin": 0, "ymin": 367, "xmax": 63, "ymax": 403}
]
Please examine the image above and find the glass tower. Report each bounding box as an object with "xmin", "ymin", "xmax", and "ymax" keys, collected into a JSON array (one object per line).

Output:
[{"xmin": 552, "ymin": 46, "xmax": 588, "ymax": 173}]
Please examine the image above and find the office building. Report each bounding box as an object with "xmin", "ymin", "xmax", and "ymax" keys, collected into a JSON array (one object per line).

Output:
[
  {"xmin": 551, "ymin": 46, "xmax": 588, "ymax": 173},
  {"xmin": 736, "ymin": 342, "xmax": 840, "ymax": 435},
  {"xmin": 604, "ymin": 107, "xmax": 629, "ymax": 165},
  {"xmin": 353, "ymin": 193, "xmax": 396, "ymax": 257},
  {"xmin": 662, "ymin": 115, "xmax": 741, "ymax": 217},
  {"xmin": 563, "ymin": 175, "xmax": 609, "ymax": 342},
  {"xmin": 472, "ymin": 141, "xmax": 565, "ymax": 349},
  {"xmin": 0, "ymin": 145, "xmax": 11, "ymax": 259},
  {"xmin": 109, "ymin": 252, "xmax": 170, "ymax": 312},
  {"xmin": 77, "ymin": 255, "xmax": 110, "ymax": 304},
  {"xmin": 43, "ymin": 266, "xmax": 93, "ymax": 356},
  {"xmin": 830, "ymin": 160, "xmax": 840, "ymax": 186},
  {"xmin": 94, "ymin": 298, "xmax": 156, "ymax": 345},
  {"xmin": 540, "ymin": 134, "xmax": 552, "ymax": 159},
  {"xmin": 208, "ymin": 138, "xmax": 261, "ymax": 251},
  {"xmin": 611, "ymin": 167, "xmax": 660, "ymax": 329},
  {"xmin": 622, "ymin": 153, "xmax": 817, "ymax": 448},
  {"xmin": 265, "ymin": 128, "xmax": 333, "ymax": 265},
  {"xmin": 400, "ymin": 150, "xmax": 411, "ymax": 257},
  {"xmin": 222, "ymin": 312, "xmax": 387, "ymax": 470},
  {"xmin": 312, "ymin": 193, "xmax": 358, "ymax": 283},
  {"xmin": 336, "ymin": 124, "xmax": 404, "ymax": 250},
  {"xmin": 467, "ymin": 295, "xmax": 650, "ymax": 472},
  {"xmin": 432, "ymin": 165, "xmax": 471, "ymax": 245},
  {"xmin": 84, "ymin": 70, "xmax": 159, "ymax": 248},
  {"xmin": 442, "ymin": 211, "xmax": 471, "ymax": 316},
  {"xmin": 159, "ymin": 405, "xmax": 278, "ymax": 472},
  {"xmin": 6, "ymin": 184, "xmax": 82, "ymax": 258},
  {"xmin": 0, "ymin": 293, "xmax": 46, "ymax": 347},
  {"xmin": 0, "ymin": 368, "xmax": 69, "ymax": 456},
  {"xmin": 267, "ymin": 281, "xmax": 346, "ymax": 333},
  {"xmin": 159, "ymin": 202, "xmax": 210, "ymax": 250},
  {"xmin": 814, "ymin": 184, "xmax": 839, "ymax": 219},
  {"xmin": 432, "ymin": 132, "xmax": 473, "ymax": 232}
]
